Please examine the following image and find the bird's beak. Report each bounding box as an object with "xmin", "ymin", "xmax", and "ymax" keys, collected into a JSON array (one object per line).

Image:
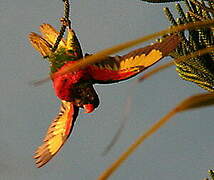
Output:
[{"xmin": 83, "ymin": 104, "xmax": 95, "ymax": 113}]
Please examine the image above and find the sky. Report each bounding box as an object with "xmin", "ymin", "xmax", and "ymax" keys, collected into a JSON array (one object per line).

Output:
[{"xmin": 0, "ymin": 0, "xmax": 213, "ymax": 180}]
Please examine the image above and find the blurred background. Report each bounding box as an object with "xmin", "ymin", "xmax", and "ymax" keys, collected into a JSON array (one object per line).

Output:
[{"xmin": 0, "ymin": 0, "xmax": 213, "ymax": 179}]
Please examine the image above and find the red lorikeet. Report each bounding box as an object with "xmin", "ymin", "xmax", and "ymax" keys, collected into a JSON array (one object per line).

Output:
[{"xmin": 29, "ymin": 24, "xmax": 180, "ymax": 167}]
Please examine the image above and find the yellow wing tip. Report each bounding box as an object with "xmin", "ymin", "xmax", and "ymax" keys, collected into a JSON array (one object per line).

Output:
[
  {"xmin": 28, "ymin": 32, "xmax": 52, "ymax": 57},
  {"xmin": 39, "ymin": 23, "xmax": 54, "ymax": 32},
  {"xmin": 33, "ymin": 144, "xmax": 54, "ymax": 168},
  {"xmin": 39, "ymin": 23, "xmax": 66, "ymax": 48},
  {"xmin": 28, "ymin": 32, "xmax": 40, "ymax": 41}
]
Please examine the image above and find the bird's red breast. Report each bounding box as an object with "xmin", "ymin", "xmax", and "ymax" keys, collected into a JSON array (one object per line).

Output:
[{"xmin": 53, "ymin": 61, "xmax": 88, "ymax": 101}]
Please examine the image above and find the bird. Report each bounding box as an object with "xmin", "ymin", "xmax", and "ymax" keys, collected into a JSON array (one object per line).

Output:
[{"xmin": 29, "ymin": 23, "xmax": 180, "ymax": 167}]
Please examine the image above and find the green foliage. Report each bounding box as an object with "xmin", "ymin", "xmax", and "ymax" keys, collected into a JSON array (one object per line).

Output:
[
  {"xmin": 209, "ymin": 170, "xmax": 214, "ymax": 180},
  {"xmin": 205, "ymin": 170, "xmax": 214, "ymax": 180},
  {"xmin": 164, "ymin": 0, "xmax": 214, "ymax": 91}
]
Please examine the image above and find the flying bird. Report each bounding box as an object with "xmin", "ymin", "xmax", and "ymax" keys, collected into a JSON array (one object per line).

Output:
[{"xmin": 29, "ymin": 23, "xmax": 180, "ymax": 167}]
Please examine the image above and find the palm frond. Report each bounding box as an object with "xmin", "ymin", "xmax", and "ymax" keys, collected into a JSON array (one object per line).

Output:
[{"xmin": 164, "ymin": 0, "xmax": 214, "ymax": 91}]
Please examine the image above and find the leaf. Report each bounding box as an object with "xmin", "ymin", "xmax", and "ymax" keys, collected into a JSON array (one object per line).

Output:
[
  {"xmin": 209, "ymin": 170, "xmax": 214, "ymax": 180},
  {"xmin": 102, "ymin": 95, "xmax": 133, "ymax": 156},
  {"xmin": 164, "ymin": 0, "xmax": 214, "ymax": 92},
  {"xmin": 174, "ymin": 93, "xmax": 214, "ymax": 111},
  {"xmin": 97, "ymin": 92, "xmax": 214, "ymax": 180},
  {"xmin": 138, "ymin": 61, "xmax": 174, "ymax": 82}
]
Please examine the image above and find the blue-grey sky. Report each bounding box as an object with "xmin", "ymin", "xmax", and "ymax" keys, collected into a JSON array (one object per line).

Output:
[{"xmin": 0, "ymin": 0, "xmax": 213, "ymax": 179}]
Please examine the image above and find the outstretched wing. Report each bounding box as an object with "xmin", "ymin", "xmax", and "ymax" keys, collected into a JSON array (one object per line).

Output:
[
  {"xmin": 87, "ymin": 34, "xmax": 181, "ymax": 84},
  {"xmin": 34, "ymin": 101, "xmax": 79, "ymax": 168}
]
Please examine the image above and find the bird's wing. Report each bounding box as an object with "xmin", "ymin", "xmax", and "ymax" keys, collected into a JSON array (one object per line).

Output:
[
  {"xmin": 33, "ymin": 101, "xmax": 79, "ymax": 168},
  {"xmin": 39, "ymin": 24, "xmax": 66, "ymax": 48},
  {"xmin": 28, "ymin": 24, "xmax": 66, "ymax": 57},
  {"xmin": 87, "ymin": 34, "xmax": 180, "ymax": 84},
  {"xmin": 28, "ymin": 32, "xmax": 52, "ymax": 57}
]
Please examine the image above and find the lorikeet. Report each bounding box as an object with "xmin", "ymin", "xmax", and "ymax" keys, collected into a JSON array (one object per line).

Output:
[{"xmin": 29, "ymin": 24, "xmax": 180, "ymax": 167}]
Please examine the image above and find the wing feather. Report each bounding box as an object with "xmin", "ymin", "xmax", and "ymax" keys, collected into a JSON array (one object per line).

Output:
[
  {"xmin": 28, "ymin": 32, "xmax": 52, "ymax": 57},
  {"xmin": 88, "ymin": 34, "xmax": 181, "ymax": 83},
  {"xmin": 39, "ymin": 24, "xmax": 66, "ymax": 48},
  {"xmin": 33, "ymin": 101, "xmax": 79, "ymax": 168}
]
